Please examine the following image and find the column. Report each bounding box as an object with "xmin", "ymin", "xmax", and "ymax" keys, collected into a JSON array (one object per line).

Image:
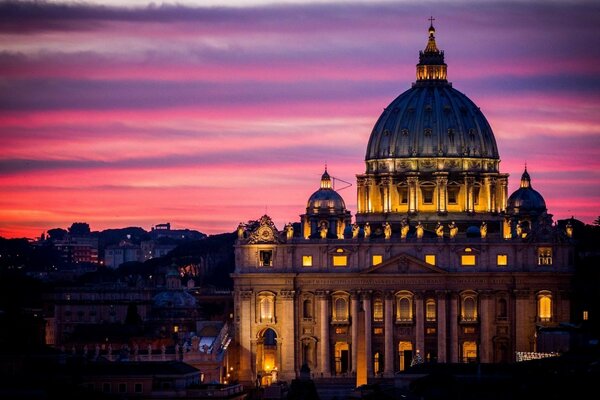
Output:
[
  {"xmin": 464, "ymin": 175, "xmax": 475, "ymax": 213},
  {"xmin": 357, "ymin": 177, "xmax": 366, "ymax": 213},
  {"xmin": 436, "ymin": 291, "xmax": 447, "ymax": 363},
  {"xmin": 499, "ymin": 176, "xmax": 508, "ymax": 212},
  {"xmin": 489, "ymin": 177, "xmax": 497, "ymax": 213},
  {"xmin": 384, "ymin": 292, "xmax": 394, "ymax": 377},
  {"xmin": 483, "ymin": 176, "xmax": 492, "ymax": 212},
  {"xmin": 363, "ymin": 292, "xmax": 373, "ymax": 377},
  {"xmin": 279, "ymin": 290, "xmax": 296, "ymax": 381},
  {"xmin": 317, "ymin": 290, "xmax": 331, "ymax": 376},
  {"xmin": 479, "ymin": 291, "xmax": 492, "ymax": 363},
  {"xmin": 381, "ymin": 177, "xmax": 391, "ymax": 212},
  {"xmin": 238, "ymin": 290, "xmax": 253, "ymax": 383},
  {"xmin": 449, "ymin": 293, "xmax": 459, "ymax": 362},
  {"xmin": 514, "ymin": 290, "xmax": 532, "ymax": 353},
  {"xmin": 407, "ymin": 175, "xmax": 419, "ymax": 214},
  {"xmin": 415, "ymin": 293, "xmax": 424, "ymax": 357},
  {"xmin": 434, "ymin": 172, "xmax": 448, "ymax": 214},
  {"xmin": 351, "ymin": 292, "xmax": 359, "ymax": 374}
]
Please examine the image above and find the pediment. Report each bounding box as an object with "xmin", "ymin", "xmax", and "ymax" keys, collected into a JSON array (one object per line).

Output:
[{"xmin": 361, "ymin": 253, "xmax": 447, "ymax": 274}]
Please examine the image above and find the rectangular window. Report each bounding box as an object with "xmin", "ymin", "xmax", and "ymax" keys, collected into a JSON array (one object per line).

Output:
[
  {"xmin": 119, "ymin": 383, "xmax": 127, "ymax": 393},
  {"xmin": 332, "ymin": 255, "xmax": 348, "ymax": 267},
  {"xmin": 425, "ymin": 254, "xmax": 436, "ymax": 265},
  {"xmin": 583, "ymin": 310, "xmax": 589, "ymax": 321},
  {"xmin": 374, "ymin": 327, "xmax": 383, "ymax": 335},
  {"xmin": 538, "ymin": 247, "xmax": 553, "ymax": 265},
  {"xmin": 259, "ymin": 250, "xmax": 273, "ymax": 267},
  {"xmin": 497, "ymin": 254, "xmax": 508, "ymax": 267},
  {"xmin": 463, "ymin": 327, "xmax": 476, "ymax": 334},
  {"xmin": 461, "ymin": 255, "xmax": 476, "ymax": 266},
  {"xmin": 421, "ymin": 187, "xmax": 434, "ymax": 204},
  {"xmin": 335, "ymin": 327, "xmax": 347, "ymax": 334},
  {"xmin": 448, "ymin": 187, "xmax": 459, "ymax": 204},
  {"xmin": 426, "ymin": 327, "xmax": 436, "ymax": 335},
  {"xmin": 372, "ymin": 255, "xmax": 383, "ymax": 266},
  {"xmin": 134, "ymin": 383, "xmax": 143, "ymax": 393},
  {"xmin": 473, "ymin": 186, "xmax": 480, "ymax": 205},
  {"xmin": 302, "ymin": 255, "xmax": 313, "ymax": 267},
  {"xmin": 400, "ymin": 187, "xmax": 408, "ymax": 204}
]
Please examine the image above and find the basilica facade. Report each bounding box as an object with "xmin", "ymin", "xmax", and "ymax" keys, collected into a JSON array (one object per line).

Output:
[{"xmin": 231, "ymin": 23, "xmax": 573, "ymax": 385}]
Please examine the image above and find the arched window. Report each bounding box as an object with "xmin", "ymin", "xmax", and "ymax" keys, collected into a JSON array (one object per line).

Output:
[
  {"xmin": 373, "ymin": 351, "xmax": 383, "ymax": 375},
  {"xmin": 426, "ymin": 299, "xmax": 436, "ymax": 321},
  {"xmin": 461, "ymin": 294, "xmax": 477, "ymax": 322},
  {"xmin": 538, "ymin": 292, "xmax": 552, "ymax": 322},
  {"xmin": 260, "ymin": 297, "xmax": 274, "ymax": 323},
  {"xmin": 462, "ymin": 341, "xmax": 477, "ymax": 363},
  {"xmin": 333, "ymin": 297, "xmax": 348, "ymax": 322},
  {"xmin": 373, "ymin": 298, "xmax": 383, "ymax": 322},
  {"xmin": 497, "ymin": 298, "xmax": 508, "ymax": 319},
  {"xmin": 303, "ymin": 298, "xmax": 313, "ymax": 319},
  {"xmin": 396, "ymin": 292, "xmax": 413, "ymax": 322}
]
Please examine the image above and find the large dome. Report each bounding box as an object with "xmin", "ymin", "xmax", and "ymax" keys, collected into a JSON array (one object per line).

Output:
[
  {"xmin": 366, "ymin": 23, "xmax": 498, "ymax": 163},
  {"xmin": 366, "ymin": 85, "xmax": 499, "ymax": 161}
]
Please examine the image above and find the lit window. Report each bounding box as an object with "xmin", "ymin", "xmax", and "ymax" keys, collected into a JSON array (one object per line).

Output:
[
  {"xmin": 583, "ymin": 310, "xmax": 589, "ymax": 321},
  {"xmin": 538, "ymin": 292, "xmax": 552, "ymax": 322},
  {"xmin": 461, "ymin": 255, "xmax": 476, "ymax": 266},
  {"xmin": 333, "ymin": 255, "xmax": 347, "ymax": 267},
  {"xmin": 374, "ymin": 352, "xmax": 382, "ymax": 374},
  {"xmin": 461, "ymin": 295, "xmax": 477, "ymax": 322},
  {"xmin": 538, "ymin": 247, "xmax": 553, "ymax": 265},
  {"xmin": 374, "ymin": 327, "xmax": 383, "ymax": 335},
  {"xmin": 260, "ymin": 296, "xmax": 274, "ymax": 323},
  {"xmin": 373, "ymin": 298, "xmax": 383, "ymax": 322},
  {"xmin": 425, "ymin": 254, "xmax": 436, "ymax": 265},
  {"xmin": 333, "ymin": 297, "xmax": 348, "ymax": 322},
  {"xmin": 335, "ymin": 327, "xmax": 347, "ymax": 334},
  {"xmin": 396, "ymin": 293, "xmax": 413, "ymax": 322},
  {"xmin": 302, "ymin": 255, "xmax": 313, "ymax": 267},
  {"xmin": 173, "ymin": 325, "xmax": 179, "ymax": 333},
  {"xmin": 372, "ymin": 255, "xmax": 383, "ymax": 266},
  {"xmin": 497, "ymin": 254, "xmax": 508, "ymax": 266},
  {"xmin": 425, "ymin": 299, "xmax": 436, "ymax": 321},
  {"xmin": 259, "ymin": 250, "xmax": 273, "ymax": 267},
  {"xmin": 426, "ymin": 327, "xmax": 436, "ymax": 335}
]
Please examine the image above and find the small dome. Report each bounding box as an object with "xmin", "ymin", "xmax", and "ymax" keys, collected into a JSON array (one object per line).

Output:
[
  {"xmin": 507, "ymin": 168, "xmax": 547, "ymax": 215},
  {"xmin": 306, "ymin": 168, "xmax": 347, "ymax": 212},
  {"xmin": 153, "ymin": 290, "xmax": 197, "ymax": 308}
]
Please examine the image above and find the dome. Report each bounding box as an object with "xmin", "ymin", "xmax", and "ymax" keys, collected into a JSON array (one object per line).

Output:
[
  {"xmin": 365, "ymin": 22, "xmax": 499, "ymax": 164},
  {"xmin": 153, "ymin": 290, "xmax": 197, "ymax": 308},
  {"xmin": 306, "ymin": 169, "xmax": 346, "ymax": 211},
  {"xmin": 506, "ymin": 168, "xmax": 547, "ymax": 215}
]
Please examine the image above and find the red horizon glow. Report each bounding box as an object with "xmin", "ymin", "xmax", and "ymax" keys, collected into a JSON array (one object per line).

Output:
[{"xmin": 1, "ymin": 1, "xmax": 599, "ymax": 239}]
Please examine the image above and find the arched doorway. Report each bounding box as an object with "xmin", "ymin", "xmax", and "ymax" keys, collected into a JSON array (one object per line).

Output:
[
  {"xmin": 398, "ymin": 341, "xmax": 413, "ymax": 371},
  {"xmin": 257, "ymin": 328, "xmax": 278, "ymax": 386},
  {"xmin": 334, "ymin": 342, "xmax": 349, "ymax": 375}
]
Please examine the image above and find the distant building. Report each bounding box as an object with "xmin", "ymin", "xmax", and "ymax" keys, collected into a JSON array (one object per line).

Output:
[
  {"xmin": 104, "ymin": 240, "xmax": 143, "ymax": 268},
  {"xmin": 150, "ymin": 222, "xmax": 207, "ymax": 241}
]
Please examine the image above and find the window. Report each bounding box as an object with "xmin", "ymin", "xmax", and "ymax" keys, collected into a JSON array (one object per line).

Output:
[
  {"xmin": 497, "ymin": 254, "xmax": 508, "ymax": 267},
  {"xmin": 426, "ymin": 327, "xmax": 436, "ymax": 335},
  {"xmin": 302, "ymin": 299, "xmax": 313, "ymax": 319},
  {"xmin": 374, "ymin": 352, "xmax": 382, "ymax": 374},
  {"xmin": 335, "ymin": 327, "xmax": 347, "ymax": 334},
  {"xmin": 448, "ymin": 186, "xmax": 459, "ymax": 204},
  {"xmin": 374, "ymin": 327, "xmax": 383, "ymax": 335},
  {"xmin": 259, "ymin": 250, "xmax": 273, "ymax": 267},
  {"xmin": 473, "ymin": 186, "xmax": 480, "ymax": 205},
  {"xmin": 333, "ymin": 255, "xmax": 347, "ymax": 267},
  {"xmin": 396, "ymin": 293, "xmax": 413, "ymax": 322},
  {"xmin": 538, "ymin": 247, "xmax": 553, "ymax": 265},
  {"xmin": 461, "ymin": 255, "xmax": 476, "ymax": 266},
  {"xmin": 461, "ymin": 295, "xmax": 477, "ymax": 322},
  {"xmin": 333, "ymin": 297, "xmax": 348, "ymax": 322},
  {"xmin": 259, "ymin": 296, "xmax": 274, "ymax": 323},
  {"xmin": 421, "ymin": 186, "xmax": 434, "ymax": 204},
  {"xmin": 373, "ymin": 298, "xmax": 383, "ymax": 322},
  {"xmin": 302, "ymin": 255, "xmax": 313, "ymax": 267},
  {"xmin": 399, "ymin": 186, "xmax": 408, "ymax": 204},
  {"xmin": 372, "ymin": 255, "xmax": 383, "ymax": 266},
  {"xmin": 134, "ymin": 383, "xmax": 143, "ymax": 393},
  {"xmin": 538, "ymin": 292, "xmax": 552, "ymax": 322},
  {"xmin": 425, "ymin": 254, "xmax": 436, "ymax": 265},
  {"xmin": 119, "ymin": 383, "xmax": 127, "ymax": 393},
  {"xmin": 583, "ymin": 310, "xmax": 589, "ymax": 321},
  {"xmin": 497, "ymin": 298, "xmax": 508, "ymax": 319},
  {"xmin": 426, "ymin": 299, "xmax": 436, "ymax": 321}
]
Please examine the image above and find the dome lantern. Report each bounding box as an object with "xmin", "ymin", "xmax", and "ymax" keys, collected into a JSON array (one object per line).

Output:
[{"xmin": 417, "ymin": 17, "xmax": 447, "ymax": 82}]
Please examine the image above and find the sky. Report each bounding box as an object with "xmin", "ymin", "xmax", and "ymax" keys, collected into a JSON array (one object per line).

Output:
[{"xmin": 0, "ymin": 0, "xmax": 599, "ymax": 238}]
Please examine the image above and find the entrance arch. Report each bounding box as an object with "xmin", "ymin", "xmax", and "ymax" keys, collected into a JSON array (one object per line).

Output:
[
  {"xmin": 398, "ymin": 341, "xmax": 413, "ymax": 371},
  {"xmin": 257, "ymin": 328, "xmax": 279, "ymax": 386},
  {"xmin": 334, "ymin": 342, "xmax": 349, "ymax": 375}
]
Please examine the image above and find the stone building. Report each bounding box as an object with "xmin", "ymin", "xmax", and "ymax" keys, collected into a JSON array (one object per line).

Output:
[{"xmin": 232, "ymin": 23, "xmax": 574, "ymax": 386}]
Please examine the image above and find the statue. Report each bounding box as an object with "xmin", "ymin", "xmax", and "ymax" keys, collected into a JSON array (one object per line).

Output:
[
  {"xmin": 319, "ymin": 222, "xmax": 328, "ymax": 239},
  {"xmin": 352, "ymin": 223, "xmax": 360, "ymax": 239},
  {"xmin": 363, "ymin": 222, "xmax": 371, "ymax": 238},
  {"xmin": 237, "ymin": 223, "xmax": 245, "ymax": 240},
  {"xmin": 566, "ymin": 221, "xmax": 573, "ymax": 238},
  {"xmin": 384, "ymin": 222, "xmax": 392, "ymax": 239},
  {"xmin": 416, "ymin": 221, "xmax": 424, "ymax": 239},
  {"xmin": 448, "ymin": 221, "xmax": 458, "ymax": 239},
  {"xmin": 435, "ymin": 222, "xmax": 444, "ymax": 238},
  {"xmin": 285, "ymin": 223, "xmax": 294, "ymax": 240},
  {"xmin": 400, "ymin": 219, "xmax": 409, "ymax": 239},
  {"xmin": 480, "ymin": 221, "xmax": 487, "ymax": 239}
]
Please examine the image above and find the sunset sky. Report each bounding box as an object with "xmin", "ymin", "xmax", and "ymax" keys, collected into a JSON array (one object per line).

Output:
[{"xmin": 1, "ymin": 0, "xmax": 599, "ymax": 238}]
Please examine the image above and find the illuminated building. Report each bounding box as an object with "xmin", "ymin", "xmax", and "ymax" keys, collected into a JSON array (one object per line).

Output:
[{"xmin": 232, "ymin": 22, "xmax": 574, "ymax": 385}]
